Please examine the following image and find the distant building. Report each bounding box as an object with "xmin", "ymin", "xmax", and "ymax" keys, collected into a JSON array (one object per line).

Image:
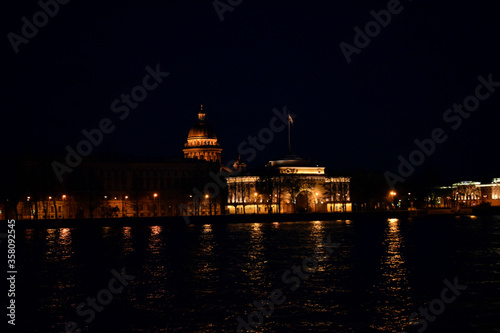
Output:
[
  {"xmin": 13, "ymin": 158, "xmax": 220, "ymax": 220},
  {"xmin": 478, "ymin": 178, "xmax": 500, "ymax": 205},
  {"xmin": 430, "ymin": 178, "xmax": 500, "ymax": 208},
  {"xmin": 226, "ymin": 153, "xmax": 351, "ymax": 214},
  {"xmin": 8, "ymin": 106, "xmax": 224, "ymax": 220}
]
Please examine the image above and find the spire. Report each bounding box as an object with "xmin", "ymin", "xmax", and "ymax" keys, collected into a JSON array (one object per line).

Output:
[
  {"xmin": 288, "ymin": 109, "xmax": 292, "ymax": 153},
  {"xmin": 198, "ymin": 104, "xmax": 206, "ymax": 121}
]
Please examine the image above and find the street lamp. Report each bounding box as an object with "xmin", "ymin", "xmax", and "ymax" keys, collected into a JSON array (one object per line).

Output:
[
  {"xmin": 62, "ymin": 195, "xmax": 66, "ymax": 219},
  {"xmin": 205, "ymin": 194, "xmax": 210, "ymax": 215},
  {"xmin": 189, "ymin": 194, "xmax": 194, "ymax": 216},
  {"xmin": 254, "ymin": 192, "xmax": 258, "ymax": 214},
  {"xmin": 390, "ymin": 191, "xmax": 397, "ymax": 209},
  {"xmin": 123, "ymin": 195, "xmax": 128, "ymax": 217},
  {"xmin": 153, "ymin": 193, "xmax": 158, "ymax": 216}
]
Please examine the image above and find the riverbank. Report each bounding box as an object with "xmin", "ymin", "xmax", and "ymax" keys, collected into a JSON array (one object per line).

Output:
[
  {"xmin": 5, "ymin": 207, "xmax": 498, "ymax": 228},
  {"xmin": 8, "ymin": 211, "xmax": 412, "ymax": 228}
]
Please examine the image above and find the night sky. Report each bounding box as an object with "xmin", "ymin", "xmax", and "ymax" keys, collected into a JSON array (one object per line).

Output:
[{"xmin": 3, "ymin": 0, "xmax": 500, "ymax": 187}]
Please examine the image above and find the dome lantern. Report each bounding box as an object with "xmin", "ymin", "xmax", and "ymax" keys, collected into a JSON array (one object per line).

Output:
[{"xmin": 198, "ymin": 104, "xmax": 206, "ymax": 121}]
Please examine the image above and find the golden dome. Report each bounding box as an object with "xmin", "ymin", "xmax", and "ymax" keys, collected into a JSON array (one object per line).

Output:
[
  {"xmin": 187, "ymin": 106, "xmax": 217, "ymax": 139},
  {"xmin": 183, "ymin": 105, "xmax": 222, "ymax": 163},
  {"xmin": 187, "ymin": 121, "xmax": 217, "ymax": 139}
]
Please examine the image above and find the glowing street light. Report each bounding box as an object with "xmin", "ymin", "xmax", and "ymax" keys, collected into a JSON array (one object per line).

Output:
[
  {"xmin": 389, "ymin": 191, "xmax": 397, "ymax": 209},
  {"xmin": 254, "ymin": 192, "xmax": 258, "ymax": 214},
  {"xmin": 153, "ymin": 193, "xmax": 158, "ymax": 216},
  {"xmin": 205, "ymin": 194, "xmax": 210, "ymax": 215},
  {"xmin": 123, "ymin": 195, "xmax": 129, "ymax": 217},
  {"xmin": 62, "ymin": 195, "xmax": 67, "ymax": 218}
]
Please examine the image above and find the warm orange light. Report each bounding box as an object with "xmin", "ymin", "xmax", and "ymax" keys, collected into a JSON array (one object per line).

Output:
[
  {"xmin": 48, "ymin": 196, "xmax": 52, "ymax": 200},
  {"xmin": 390, "ymin": 191, "xmax": 397, "ymax": 196},
  {"xmin": 254, "ymin": 192, "xmax": 257, "ymax": 196},
  {"xmin": 125, "ymin": 196, "xmax": 128, "ymax": 199},
  {"xmin": 205, "ymin": 194, "xmax": 209, "ymax": 199},
  {"xmin": 154, "ymin": 193, "xmax": 158, "ymax": 198},
  {"xmin": 62, "ymin": 195, "xmax": 66, "ymax": 199}
]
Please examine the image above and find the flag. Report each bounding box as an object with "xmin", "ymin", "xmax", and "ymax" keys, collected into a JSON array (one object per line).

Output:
[{"xmin": 288, "ymin": 114, "xmax": 294, "ymax": 125}]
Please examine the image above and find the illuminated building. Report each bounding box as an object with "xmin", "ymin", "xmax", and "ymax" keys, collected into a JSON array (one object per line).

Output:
[
  {"xmin": 226, "ymin": 153, "xmax": 351, "ymax": 214},
  {"xmin": 4, "ymin": 106, "xmax": 355, "ymax": 220},
  {"xmin": 430, "ymin": 178, "xmax": 500, "ymax": 208},
  {"xmin": 9, "ymin": 106, "xmax": 224, "ymax": 220},
  {"xmin": 183, "ymin": 105, "xmax": 222, "ymax": 163},
  {"xmin": 478, "ymin": 178, "xmax": 500, "ymax": 205},
  {"xmin": 12, "ymin": 158, "xmax": 220, "ymax": 220}
]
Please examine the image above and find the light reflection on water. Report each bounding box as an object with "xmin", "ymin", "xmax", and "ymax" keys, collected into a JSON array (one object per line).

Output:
[
  {"xmin": 243, "ymin": 223, "xmax": 266, "ymax": 283},
  {"xmin": 371, "ymin": 218, "xmax": 412, "ymax": 331},
  {"xmin": 14, "ymin": 216, "xmax": 500, "ymax": 332},
  {"xmin": 121, "ymin": 226, "xmax": 135, "ymax": 256},
  {"xmin": 143, "ymin": 225, "xmax": 170, "ymax": 301},
  {"xmin": 45, "ymin": 228, "xmax": 74, "ymax": 261},
  {"xmin": 194, "ymin": 223, "xmax": 217, "ymax": 286},
  {"xmin": 24, "ymin": 228, "xmax": 33, "ymax": 241},
  {"xmin": 37, "ymin": 227, "xmax": 77, "ymax": 324}
]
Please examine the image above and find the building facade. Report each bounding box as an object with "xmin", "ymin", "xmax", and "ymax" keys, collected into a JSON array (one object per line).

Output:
[
  {"xmin": 226, "ymin": 153, "xmax": 351, "ymax": 214},
  {"xmin": 12, "ymin": 158, "xmax": 220, "ymax": 220},
  {"xmin": 5, "ymin": 107, "xmax": 224, "ymax": 220},
  {"xmin": 429, "ymin": 178, "xmax": 500, "ymax": 208},
  {"xmin": 2, "ymin": 107, "xmax": 354, "ymax": 220}
]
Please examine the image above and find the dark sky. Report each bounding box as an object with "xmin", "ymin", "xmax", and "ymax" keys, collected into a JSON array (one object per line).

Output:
[{"xmin": 3, "ymin": 0, "xmax": 500, "ymax": 186}]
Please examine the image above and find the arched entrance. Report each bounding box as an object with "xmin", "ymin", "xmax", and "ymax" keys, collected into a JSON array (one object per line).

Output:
[{"xmin": 296, "ymin": 191, "xmax": 311, "ymax": 213}]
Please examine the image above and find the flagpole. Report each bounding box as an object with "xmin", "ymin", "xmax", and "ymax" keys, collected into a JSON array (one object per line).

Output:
[{"xmin": 288, "ymin": 111, "xmax": 291, "ymax": 153}]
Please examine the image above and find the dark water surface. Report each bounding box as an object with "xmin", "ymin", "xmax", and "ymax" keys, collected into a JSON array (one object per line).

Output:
[{"xmin": 14, "ymin": 216, "xmax": 500, "ymax": 332}]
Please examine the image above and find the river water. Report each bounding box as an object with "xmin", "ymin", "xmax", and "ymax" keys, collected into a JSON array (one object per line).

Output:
[{"xmin": 14, "ymin": 215, "xmax": 500, "ymax": 332}]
